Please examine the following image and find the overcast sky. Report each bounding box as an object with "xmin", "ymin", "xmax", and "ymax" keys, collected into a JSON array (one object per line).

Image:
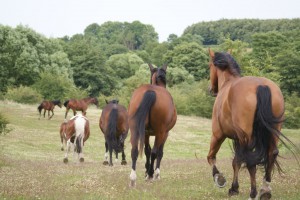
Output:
[{"xmin": 1, "ymin": 0, "xmax": 299, "ymax": 42}]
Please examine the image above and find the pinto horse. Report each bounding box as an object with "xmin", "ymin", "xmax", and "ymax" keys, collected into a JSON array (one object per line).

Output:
[
  {"xmin": 99, "ymin": 99, "xmax": 129, "ymax": 166},
  {"xmin": 59, "ymin": 121, "xmax": 75, "ymax": 151},
  {"xmin": 64, "ymin": 97, "xmax": 98, "ymax": 119},
  {"xmin": 128, "ymin": 64, "xmax": 177, "ymax": 187},
  {"xmin": 63, "ymin": 114, "xmax": 90, "ymax": 163},
  {"xmin": 207, "ymin": 49, "xmax": 297, "ymax": 199},
  {"xmin": 38, "ymin": 100, "xmax": 62, "ymax": 120}
]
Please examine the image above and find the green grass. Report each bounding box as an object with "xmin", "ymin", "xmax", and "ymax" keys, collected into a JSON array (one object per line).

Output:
[{"xmin": 0, "ymin": 100, "xmax": 299, "ymax": 200}]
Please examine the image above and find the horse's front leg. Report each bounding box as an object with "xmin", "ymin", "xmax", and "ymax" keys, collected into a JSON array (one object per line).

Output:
[
  {"xmin": 228, "ymin": 154, "xmax": 241, "ymax": 196},
  {"xmin": 121, "ymin": 144, "xmax": 127, "ymax": 165},
  {"xmin": 43, "ymin": 110, "xmax": 46, "ymax": 118},
  {"xmin": 65, "ymin": 108, "xmax": 69, "ymax": 119},
  {"xmin": 207, "ymin": 134, "xmax": 226, "ymax": 188}
]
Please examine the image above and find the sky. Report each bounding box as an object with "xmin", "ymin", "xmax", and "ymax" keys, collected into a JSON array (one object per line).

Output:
[{"xmin": 1, "ymin": 0, "xmax": 299, "ymax": 42}]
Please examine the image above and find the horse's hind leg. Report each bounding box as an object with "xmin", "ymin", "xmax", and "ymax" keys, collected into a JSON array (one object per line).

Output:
[
  {"xmin": 154, "ymin": 141, "xmax": 166, "ymax": 180},
  {"xmin": 103, "ymin": 141, "xmax": 109, "ymax": 165},
  {"xmin": 229, "ymin": 154, "xmax": 241, "ymax": 196},
  {"xmin": 43, "ymin": 110, "xmax": 46, "ymax": 118},
  {"xmin": 121, "ymin": 145, "xmax": 127, "ymax": 165},
  {"xmin": 144, "ymin": 135, "xmax": 151, "ymax": 177},
  {"xmin": 207, "ymin": 134, "xmax": 226, "ymax": 187},
  {"xmin": 247, "ymin": 164, "xmax": 258, "ymax": 199},
  {"xmin": 49, "ymin": 110, "xmax": 54, "ymax": 119}
]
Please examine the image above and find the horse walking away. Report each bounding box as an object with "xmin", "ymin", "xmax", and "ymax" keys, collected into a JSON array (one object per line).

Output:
[
  {"xmin": 38, "ymin": 100, "xmax": 62, "ymax": 120},
  {"xmin": 59, "ymin": 120, "xmax": 75, "ymax": 151},
  {"xmin": 207, "ymin": 49, "xmax": 298, "ymax": 199},
  {"xmin": 64, "ymin": 97, "xmax": 98, "ymax": 119},
  {"xmin": 99, "ymin": 99, "xmax": 129, "ymax": 166},
  {"xmin": 63, "ymin": 114, "xmax": 90, "ymax": 163},
  {"xmin": 128, "ymin": 64, "xmax": 177, "ymax": 187}
]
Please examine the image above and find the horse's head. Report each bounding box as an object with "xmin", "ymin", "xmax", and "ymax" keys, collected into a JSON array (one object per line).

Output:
[
  {"xmin": 105, "ymin": 99, "xmax": 119, "ymax": 104},
  {"xmin": 208, "ymin": 49, "xmax": 218, "ymax": 97},
  {"xmin": 92, "ymin": 97, "xmax": 99, "ymax": 108},
  {"xmin": 148, "ymin": 63, "xmax": 167, "ymax": 88}
]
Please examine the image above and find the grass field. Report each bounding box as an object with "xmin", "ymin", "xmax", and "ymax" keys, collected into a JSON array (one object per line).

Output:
[{"xmin": 0, "ymin": 101, "xmax": 299, "ymax": 200}]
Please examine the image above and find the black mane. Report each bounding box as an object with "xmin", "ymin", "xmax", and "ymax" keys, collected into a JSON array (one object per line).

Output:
[{"xmin": 213, "ymin": 52, "xmax": 241, "ymax": 76}]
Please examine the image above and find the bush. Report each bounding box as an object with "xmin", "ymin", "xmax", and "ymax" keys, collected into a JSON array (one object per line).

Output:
[
  {"xmin": 284, "ymin": 93, "xmax": 300, "ymax": 129},
  {"xmin": 5, "ymin": 86, "xmax": 43, "ymax": 104},
  {"xmin": 0, "ymin": 112, "xmax": 9, "ymax": 135}
]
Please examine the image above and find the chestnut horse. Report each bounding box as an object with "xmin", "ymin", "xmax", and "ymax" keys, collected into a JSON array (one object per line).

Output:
[
  {"xmin": 128, "ymin": 64, "xmax": 177, "ymax": 187},
  {"xmin": 63, "ymin": 114, "xmax": 90, "ymax": 163},
  {"xmin": 207, "ymin": 49, "xmax": 297, "ymax": 199},
  {"xmin": 64, "ymin": 97, "xmax": 98, "ymax": 119},
  {"xmin": 99, "ymin": 99, "xmax": 129, "ymax": 166},
  {"xmin": 38, "ymin": 100, "xmax": 62, "ymax": 120}
]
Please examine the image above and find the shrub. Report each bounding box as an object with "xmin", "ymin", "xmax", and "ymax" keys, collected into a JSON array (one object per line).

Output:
[
  {"xmin": 284, "ymin": 93, "xmax": 300, "ymax": 129},
  {"xmin": 5, "ymin": 86, "xmax": 43, "ymax": 104},
  {"xmin": 0, "ymin": 112, "xmax": 9, "ymax": 135}
]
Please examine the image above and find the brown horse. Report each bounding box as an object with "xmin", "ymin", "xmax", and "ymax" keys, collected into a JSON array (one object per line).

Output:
[
  {"xmin": 63, "ymin": 114, "xmax": 90, "ymax": 163},
  {"xmin": 38, "ymin": 100, "xmax": 62, "ymax": 120},
  {"xmin": 128, "ymin": 64, "xmax": 177, "ymax": 187},
  {"xmin": 59, "ymin": 121, "xmax": 75, "ymax": 151},
  {"xmin": 99, "ymin": 99, "xmax": 129, "ymax": 166},
  {"xmin": 207, "ymin": 49, "xmax": 297, "ymax": 199},
  {"xmin": 64, "ymin": 97, "xmax": 98, "ymax": 119}
]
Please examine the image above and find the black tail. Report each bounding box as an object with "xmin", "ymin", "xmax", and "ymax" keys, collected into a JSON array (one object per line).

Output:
[
  {"xmin": 133, "ymin": 90, "xmax": 156, "ymax": 157},
  {"xmin": 64, "ymin": 100, "xmax": 69, "ymax": 107},
  {"xmin": 107, "ymin": 108, "xmax": 120, "ymax": 153},
  {"xmin": 37, "ymin": 103, "xmax": 43, "ymax": 113},
  {"xmin": 234, "ymin": 85, "xmax": 298, "ymax": 171},
  {"xmin": 75, "ymin": 135, "xmax": 82, "ymax": 153}
]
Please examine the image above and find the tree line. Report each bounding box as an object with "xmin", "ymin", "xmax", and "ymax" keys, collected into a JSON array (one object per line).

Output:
[{"xmin": 0, "ymin": 19, "xmax": 299, "ymax": 128}]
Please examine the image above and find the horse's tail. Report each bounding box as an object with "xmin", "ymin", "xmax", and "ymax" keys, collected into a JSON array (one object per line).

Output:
[
  {"xmin": 235, "ymin": 85, "xmax": 298, "ymax": 171},
  {"xmin": 64, "ymin": 100, "xmax": 69, "ymax": 107},
  {"xmin": 133, "ymin": 90, "xmax": 156, "ymax": 157},
  {"xmin": 37, "ymin": 103, "xmax": 43, "ymax": 113},
  {"xmin": 74, "ymin": 116, "xmax": 86, "ymax": 153},
  {"xmin": 107, "ymin": 108, "xmax": 120, "ymax": 153}
]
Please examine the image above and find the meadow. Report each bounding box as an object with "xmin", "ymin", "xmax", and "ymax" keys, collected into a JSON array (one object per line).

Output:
[{"xmin": 0, "ymin": 101, "xmax": 299, "ymax": 200}]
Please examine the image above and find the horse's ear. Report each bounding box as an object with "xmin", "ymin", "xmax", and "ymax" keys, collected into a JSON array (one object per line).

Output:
[
  {"xmin": 148, "ymin": 63, "xmax": 155, "ymax": 72},
  {"xmin": 105, "ymin": 99, "xmax": 108, "ymax": 104},
  {"xmin": 208, "ymin": 48, "xmax": 215, "ymax": 58},
  {"xmin": 162, "ymin": 63, "xmax": 168, "ymax": 71},
  {"xmin": 227, "ymin": 49, "xmax": 232, "ymax": 55}
]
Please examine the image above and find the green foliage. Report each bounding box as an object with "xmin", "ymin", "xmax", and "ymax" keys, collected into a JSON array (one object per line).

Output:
[
  {"xmin": 284, "ymin": 93, "xmax": 300, "ymax": 129},
  {"xmin": 0, "ymin": 112, "xmax": 10, "ymax": 135},
  {"xmin": 169, "ymin": 81, "xmax": 214, "ymax": 118},
  {"xmin": 5, "ymin": 86, "xmax": 43, "ymax": 104}
]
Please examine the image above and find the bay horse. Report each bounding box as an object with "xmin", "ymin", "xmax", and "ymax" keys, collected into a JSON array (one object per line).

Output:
[
  {"xmin": 64, "ymin": 97, "xmax": 98, "ymax": 119},
  {"xmin": 63, "ymin": 114, "xmax": 90, "ymax": 163},
  {"xmin": 37, "ymin": 100, "xmax": 62, "ymax": 120},
  {"xmin": 128, "ymin": 64, "xmax": 177, "ymax": 187},
  {"xmin": 207, "ymin": 49, "xmax": 297, "ymax": 199},
  {"xmin": 99, "ymin": 99, "xmax": 129, "ymax": 166}
]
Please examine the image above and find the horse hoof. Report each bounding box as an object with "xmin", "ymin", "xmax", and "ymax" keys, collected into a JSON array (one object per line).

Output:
[
  {"xmin": 228, "ymin": 188, "xmax": 239, "ymax": 196},
  {"xmin": 63, "ymin": 158, "xmax": 68, "ymax": 163},
  {"xmin": 79, "ymin": 157, "xmax": 84, "ymax": 162},
  {"xmin": 260, "ymin": 191, "xmax": 271, "ymax": 200},
  {"xmin": 121, "ymin": 160, "xmax": 127, "ymax": 165},
  {"xmin": 103, "ymin": 161, "xmax": 109, "ymax": 165},
  {"xmin": 214, "ymin": 173, "xmax": 226, "ymax": 188}
]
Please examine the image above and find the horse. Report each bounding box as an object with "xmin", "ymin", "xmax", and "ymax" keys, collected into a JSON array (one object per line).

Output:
[
  {"xmin": 59, "ymin": 120, "xmax": 75, "ymax": 151},
  {"xmin": 37, "ymin": 100, "xmax": 62, "ymax": 120},
  {"xmin": 63, "ymin": 114, "xmax": 90, "ymax": 163},
  {"xmin": 128, "ymin": 64, "xmax": 177, "ymax": 187},
  {"xmin": 64, "ymin": 97, "xmax": 98, "ymax": 119},
  {"xmin": 99, "ymin": 99, "xmax": 129, "ymax": 166},
  {"xmin": 207, "ymin": 49, "xmax": 297, "ymax": 199}
]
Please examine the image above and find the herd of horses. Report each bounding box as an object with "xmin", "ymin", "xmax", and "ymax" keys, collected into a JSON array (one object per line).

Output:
[{"xmin": 36, "ymin": 50, "xmax": 298, "ymax": 200}]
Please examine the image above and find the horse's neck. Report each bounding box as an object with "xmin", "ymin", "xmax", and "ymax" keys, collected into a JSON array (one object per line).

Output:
[
  {"xmin": 84, "ymin": 98, "xmax": 93, "ymax": 104},
  {"xmin": 217, "ymin": 70, "xmax": 239, "ymax": 90}
]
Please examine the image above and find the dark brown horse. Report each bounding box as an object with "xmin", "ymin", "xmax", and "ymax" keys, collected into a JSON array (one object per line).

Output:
[
  {"xmin": 207, "ymin": 49, "xmax": 297, "ymax": 199},
  {"xmin": 38, "ymin": 100, "xmax": 62, "ymax": 120},
  {"xmin": 64, "ymin": 97, "xmax": 98, "ymax": 119},
  {"xmin": 128, "ymin": 64, "xmax": 177, "ymax": 187},
  {"xmin": 99, "ymin": 99, "xmax": 129, "ymax": 166},
  {"xmin": 63, "ymin": 114, "xmax": 90, "ymax": 163}
]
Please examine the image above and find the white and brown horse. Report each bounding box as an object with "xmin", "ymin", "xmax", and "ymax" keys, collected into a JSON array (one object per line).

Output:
[{"xmin": 62, "ymin": 114, "xmax": 90, "ymax": 163}]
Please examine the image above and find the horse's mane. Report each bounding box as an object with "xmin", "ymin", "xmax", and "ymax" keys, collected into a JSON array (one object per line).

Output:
[
  {"xmin": 213, "ymin": 52, "xmax": 241, "ymax": 76},
  {"xmin": 52, "ymin": 100, "xmax": 61, "ymax": 105}
]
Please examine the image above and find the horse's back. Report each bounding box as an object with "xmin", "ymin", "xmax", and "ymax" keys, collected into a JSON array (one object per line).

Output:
[{"xmin": 128, "ymin": 84, "xmax": 177, "ymax": 131}]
